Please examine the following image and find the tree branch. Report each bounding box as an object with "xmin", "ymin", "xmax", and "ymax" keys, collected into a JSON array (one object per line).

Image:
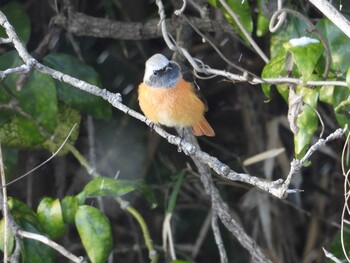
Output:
[
  {"xmin": 17, "ymin": 230, "xmax": 87, "ymax": 263},
  {"xmin": 308, "ymin": 0, "xmax": 350, "ymax": 39},
  {"xmin": 0, "ymin": 142, "xmax": 9, "ymax": 262},
  {"xmin": 211, "ymin": 210, "xmax": 228, "ymax": 263},
  {"xmin": 61, "ymin": 11, "xmax": 233, "ymax": 40}
]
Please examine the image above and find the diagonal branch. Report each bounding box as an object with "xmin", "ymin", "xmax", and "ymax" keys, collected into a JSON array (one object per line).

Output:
[
  {"xmin": 18, "ymin": 230, "xmax": 87, "ymax": 263},
  {"xmin": 308, "ymin": 0, "xmax": 350, "ymax": 39}
]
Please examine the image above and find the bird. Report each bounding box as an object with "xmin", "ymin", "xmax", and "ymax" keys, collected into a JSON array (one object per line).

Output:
[{"xmin": 138, "ymin": 53, "xmax": 215, "ymax": 137}]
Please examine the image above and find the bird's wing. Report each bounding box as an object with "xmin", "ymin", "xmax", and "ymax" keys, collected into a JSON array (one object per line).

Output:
[{"xmin": 181, "ymin": 69, "xmax": 209, "ymax": 112}]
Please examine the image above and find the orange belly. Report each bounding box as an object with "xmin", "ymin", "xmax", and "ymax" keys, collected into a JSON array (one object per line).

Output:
[{"xmin": 138, "ymin": 78, "xmax": 215, "ymax": 136}]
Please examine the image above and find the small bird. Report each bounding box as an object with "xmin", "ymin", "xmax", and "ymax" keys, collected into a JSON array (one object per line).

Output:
[{"xmin": 138, "ymin": 53, "xmax": 215, "ymax": 137}]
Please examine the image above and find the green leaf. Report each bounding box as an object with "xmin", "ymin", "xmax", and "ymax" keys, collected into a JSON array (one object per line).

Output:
[
  {"xmin": 0, "ymin": 116, "xmax": 45, "ymax": 147},
  {"xmin": 21, "ymin": 221, "xmax": 55, "ymax": 263},
  {"xmin": 8, "ymin": 198, "xmax": 54, "ymax": 263},
  {"xmin": 75, "ymin": 205, "xmax": 113, "ymax": 263},
  {"xmin": 133, "ymin": 180, "xmax": 158, "ymax": 209},
  {"xmin": 317, "ymin": 19, "xmax": 350, "ymax": 73},
  {"xmin": 294, "ymin": 87, "xmax": 319, "ymax": 158},
  {"xmin": 319, "ymin": 85, "xmax": 334, "ymax": 105},
  {"xmin": 8, "ymin": 197, "xmax": 41, "ymax": 228},
  {"xmin": 0, "ymin": 218, "xmax": 14, "ymax": 254},
  {"xmin": 209, "ymin": 0, "xmax": 253, "ymax": 43},
  {"xmin": 0, "ymin": 51, "xmax": 58, "ymax": 148},
  {"xmin": 261, "ymin": 54, "xmax": 287, "ymax": 100},
  {"xmin": 43, "ymin": 53, "xmax": 112, "ymax": 119},
  {"xmin": 285, "ymin": 42, "xmax": 324, "ymax": 82},
  {"xmin": 37, "ymin": 198, "xmax": 66, "ymax": 240},
  {"xmin": 76, "ymin": 191, "xmax": 88, "ymax": 205},
  {"xmin": 42, "ymin": 103, "xmax": 81, "ymax": 155},
  {"xmin": 61, "ymin": 195, "xmax": 79, "ymax": 224},
  {"xmin": 207, "ymin": 0, "xmax": 217, "ymax": 7},
  {"xmin": 166, "ymin": 171, "xmax": 185, "ymax": 214},
  {"xmin": 83, "ymin": 176, "xmax": 137, "ymax": 197},
  {"xmin": 256, "ymin": 0, "xmax": 270, "ymax": 37},
  {"xmin": 82, "ymin": 176, "xmax": 157, "ymax": 208},
  {"xmin": 270, "ymin": 16, "xmax": 309, "ymax": 59},
  {"xmin": 333, "ymin": 86, "xmax": 350, "ymax": 129},
  {"xmin": 0, "ymin": 1, "xmax": 31, "ymax": 44}
]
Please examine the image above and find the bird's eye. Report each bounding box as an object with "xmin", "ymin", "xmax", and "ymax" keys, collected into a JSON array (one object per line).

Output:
[
  {"xmin": 153, "ymin": 68, "xmax": 165, "ymax": 75},
  {"xmin": 153, "ymin": 64, "xmax": 171, "ymax": 76}
]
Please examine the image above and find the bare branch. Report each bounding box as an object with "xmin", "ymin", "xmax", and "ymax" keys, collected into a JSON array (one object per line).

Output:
[
  {"xmin": 211, "ymin": 211, "xmax": 228, "ymax": 263},
  {"xmin": 18, "ymin": 230, "xmax": 87, "ymax": 263},
  {"xmin": 0, "ymin": 64, "xmax": 32, "ymax": 80},
  {"xmin": 174, "ymin": 0, "xmax": 187, "ymax": 16},
  {"xmin": 269, "ymin": 0, "xmax": 287, "ymax": 32},
  {"xmin": 308, "ymin": 0, "xmax": 350, "ymax": 39},
  {"xmin": 322, "ymin": 247, "xmax": 343, "ymax": 263},
  {"xmin": 63, "ymin": 11, "xmax": 233, "ymax": 40},
  {"xmin": 190, "ymin": 145, "xmax": 273, "ymax": 263},
  {"xmin": 0, "ymin": 142, "xmax": 9, "ymax": 263}
]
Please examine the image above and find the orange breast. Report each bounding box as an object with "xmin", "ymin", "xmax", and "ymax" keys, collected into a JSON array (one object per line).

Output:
[{"xmin": 138, "ymin": 78, "xmax": 205, "ymax": 128}]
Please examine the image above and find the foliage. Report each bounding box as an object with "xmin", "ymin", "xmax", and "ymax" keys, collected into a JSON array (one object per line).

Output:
[
  {"xmin": 262, "ymin": 17, "xmax": 350, "ymax": 158},
  {"xmin": 0, "ymin": 0, "xmax": 349, "ymax": 262},
  {"xmin": 0, "ymin": 177, "xmax": 153, "ymax": 263}
]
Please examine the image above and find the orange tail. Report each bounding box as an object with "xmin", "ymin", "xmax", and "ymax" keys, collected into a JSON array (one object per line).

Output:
[{"xmin": 192, "ymin": 117, "xmax": 215, "ymax": 137}]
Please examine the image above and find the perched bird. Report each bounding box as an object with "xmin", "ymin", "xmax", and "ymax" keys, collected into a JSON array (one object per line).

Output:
[{"xmin": 138, "ymin": 53, "xmax": 215, "ymax": 137}]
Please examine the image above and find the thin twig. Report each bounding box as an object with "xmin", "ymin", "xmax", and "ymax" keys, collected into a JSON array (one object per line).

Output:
[
  {"xmin": 182, "ymin": 14, "xmax": 261, "ymax": 80},
  {"xmin": 322, "ymin": 247, "xmax": 343, "ymax": 263},
  {"xmin": 281, "ymin": 126, "xmax": 347, "ymax": 195},
  {"xmin": 162, "ymin": 213, "xmax": 176, "ymax": 260},
  {"xmin": 174, "ymin": 0, "xmax": 186, "ymax": 16},
  {"xmin": 18, "ymin": 230, "xmax": 87, "ymax": 263},
  {"xmin": 217, "ymin": 0, "xmax": 269, "ymax": 63},
  {"xmin": 269, "ymin": 0, "xmax": 287, "ymax": 32},
  {"xmin": 341, "ymin": 131, "xmax": 350, "ymax": 261},
  {"xmin": 211, "ymin": 210, "xmax": 228, "ymax": 263},
  {"xmin": 0, "ymin": 141, "xmax": 9, "ymax": 262}
]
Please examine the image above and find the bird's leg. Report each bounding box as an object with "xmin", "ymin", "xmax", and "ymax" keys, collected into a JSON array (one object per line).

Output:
[{"xmin": 177, "ymin": 128, "xmax": 185, "ymax": 152}]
